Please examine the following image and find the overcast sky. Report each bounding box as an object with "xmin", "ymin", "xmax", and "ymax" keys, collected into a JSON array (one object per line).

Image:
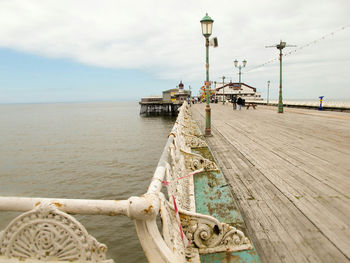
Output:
[{"xmin": 0, "ymin": 0, "xmax": 349, "ymax": 103}]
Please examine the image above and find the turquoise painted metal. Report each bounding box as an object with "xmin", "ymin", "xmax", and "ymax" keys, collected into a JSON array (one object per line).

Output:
[
  {"xmin": 194, "ymin": 170, "xmax": 244, "ymax": 228},
  {"xmin": 200, "ymin": 250, "xmax": 260, "ymax": 263},
  {"xmin": 192, "ymin": 147, "xmax": 261, "ymax": 263}
]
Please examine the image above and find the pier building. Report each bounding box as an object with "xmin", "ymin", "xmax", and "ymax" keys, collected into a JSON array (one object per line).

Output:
[
  {"xmin": 140, "ymin": 81, "xmax": 191, "ymax": 114},
  {"xmin": 214, "ymin": 82, "xmax": 262, "ymax": 102}
]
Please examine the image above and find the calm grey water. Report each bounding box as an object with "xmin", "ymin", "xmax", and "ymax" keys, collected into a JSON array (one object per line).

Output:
[{"xmin": 0, "ymin": 101, "xmax": 176, "ymax": 262}]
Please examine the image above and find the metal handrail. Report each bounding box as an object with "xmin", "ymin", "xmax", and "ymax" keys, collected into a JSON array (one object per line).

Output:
[
  {"xmin": 147, "ymin": 131, "xmax": 175, "ymax": 195},
  {"xmin": 0, "ymin": 102, "xmax": 190, "ymax": 263},
  {"xmin": 0, "ymin": 197, "xmax": 129, "ymax": 216}
]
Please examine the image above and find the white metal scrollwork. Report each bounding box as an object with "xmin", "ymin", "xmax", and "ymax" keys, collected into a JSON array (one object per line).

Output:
[
  {"xmin": 159, "ymin": 193, "xmax": 252, "ymax": 255},
  {"xmin": 0, "ymin": 202, "xmax": 113, "ymax": 263}
]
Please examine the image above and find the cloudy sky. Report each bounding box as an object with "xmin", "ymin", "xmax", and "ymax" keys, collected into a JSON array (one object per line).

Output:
[{"xmin": 0, "ymin": 0, "xmax": 349, "ymax": 103}]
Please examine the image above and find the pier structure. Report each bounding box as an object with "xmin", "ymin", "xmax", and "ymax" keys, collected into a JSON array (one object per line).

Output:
[
  {"xmin": 139, "ymin": 81, "xmax": 191, "ymax": 115},
  {"xmin": 191, "ymin": 103, "xmax": 350, "ymax": 263},
  {"xmin": 0, "ymin": 102, "xmax": 258, "ymax": 263},
  {"xmin": 139, "ymin": 96, "xmax": 179, "ymax": 114}
]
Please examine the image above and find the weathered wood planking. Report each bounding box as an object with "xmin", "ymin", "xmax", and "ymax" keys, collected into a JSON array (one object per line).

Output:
[{"xmin": 191, "ymin": 104, "xmax": 350, "ymax": 263}]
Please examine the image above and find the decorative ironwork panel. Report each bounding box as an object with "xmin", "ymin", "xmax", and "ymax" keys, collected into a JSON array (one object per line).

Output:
[{"xmin": 0, "ymin": 202, "xmax": 113, "ymax": 263}]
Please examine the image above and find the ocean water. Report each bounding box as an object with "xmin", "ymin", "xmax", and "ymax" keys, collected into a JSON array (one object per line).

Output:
[{"xmin": 0, "ymin": 101, "xmax": 176, "ymax": 262}]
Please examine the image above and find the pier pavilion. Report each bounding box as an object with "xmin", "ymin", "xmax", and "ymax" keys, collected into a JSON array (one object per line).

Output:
[{"xmin": 214, "ymin": 82, "xmax": 263, "ymax": 102}]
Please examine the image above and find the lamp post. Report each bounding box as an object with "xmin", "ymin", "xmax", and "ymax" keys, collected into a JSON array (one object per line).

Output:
[
  {"xmin": 214, "ymin": 81, "xmax": 217, "ymax": 102},
  {"xmin": 267, "ymin": 80, "xmax": 270, "ymax": 105},
  {"xmin": 277, "ymin": 42, "xmax": 285, "ymax": 113},
  {"xmin": 200, "ymin": 13, "xmax": 214, "ymax": 136},
  {"xmin": 222, "ymin": 76, "xmax": 226, "ymax": 105},
  {"xmin": 234, "ymin": 59, "xmax": 247, "ymax": 87},
  {"xmin": 266, "ymin": 40, "xmax": 296, "ymax": 113}
]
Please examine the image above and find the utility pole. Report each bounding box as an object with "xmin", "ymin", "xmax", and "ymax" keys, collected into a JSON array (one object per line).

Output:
[{"xmin": 266, "ymin": 41, "xmax": 296, "ymax": 113}]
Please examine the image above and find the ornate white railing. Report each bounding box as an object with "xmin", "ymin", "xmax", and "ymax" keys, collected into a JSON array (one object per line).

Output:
[{"xmin": 0, "ymin": 102, "xmax": 252, "ymax": 263}]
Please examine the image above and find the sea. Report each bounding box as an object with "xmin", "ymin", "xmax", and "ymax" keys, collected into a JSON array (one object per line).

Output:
[{"xmin": 0, "ymin": 101, "xmax": 176, "ymax": 263}]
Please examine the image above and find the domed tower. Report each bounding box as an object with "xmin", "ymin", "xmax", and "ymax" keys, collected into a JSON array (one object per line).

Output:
[{"xmin": 178, "ymin": 81, "xmax": 184, "ymax": 93}]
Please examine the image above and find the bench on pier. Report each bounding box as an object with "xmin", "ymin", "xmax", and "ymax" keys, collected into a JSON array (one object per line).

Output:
[{"xmin": 246, "ymin": 103, "xmax": 257, "ymax": 109}]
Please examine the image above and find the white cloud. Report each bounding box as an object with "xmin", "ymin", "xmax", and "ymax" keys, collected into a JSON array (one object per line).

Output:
[{"xmin": 0, "ymin": 0, "xmax": 349, "ymax": 99}]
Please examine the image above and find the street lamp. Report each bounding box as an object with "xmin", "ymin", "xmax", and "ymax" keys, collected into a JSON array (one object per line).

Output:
[
  {"xmin": 267, "ymin": 80, "xmax": 270, "ymax": 105},
  {"xmin": 200, "ymin": 13, "xmax": 214, "ymax": 136},
  {"xmin": 234, "ymin": 59, "xmax": 247, "ymax": 87},
  {"xmin": 222, "ymin": 76, "xmax": 226, "ymax": 105},
  {"xmin": 276, "ymin": 42, "xmax": 285, "ymax": 113},
  {"xmin": 266, "ymin": 40, "xmax": 296, "ymax": 113}
]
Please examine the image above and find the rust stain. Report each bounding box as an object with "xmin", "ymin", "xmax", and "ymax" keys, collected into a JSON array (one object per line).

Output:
[
  {"xmin": 52, "ymin": 202, "xmax": 62, "ymax": 208},
  {"xmin": 143, "ymin": 205, "xmax": 153, "ymax": 214},
  {"xmin": 215, "ymin": 189, "xmax": 222, "ymax": 199},
  {"xmin": 34, "ymin": 201, "xmax": 41, "ymax": 207},
  {"xmin": 225, "ymin": 252, "xmax": 241, "ymax": 263},
  {"xmin": 248, "ymin": 250, "xmax": 257, "ymax": 255},
  {"xmin": 192, "ymin": 147, "xmax": 214, "ymax": 162}
]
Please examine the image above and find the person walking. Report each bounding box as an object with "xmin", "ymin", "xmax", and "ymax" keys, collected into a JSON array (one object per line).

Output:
[
  {"xmin": 232, "ymin": 96, "xmax": 237, "ymax": 110},
  {"xmin": 237, "ymin": 97, "xmax": 243, "ymax": 110}
]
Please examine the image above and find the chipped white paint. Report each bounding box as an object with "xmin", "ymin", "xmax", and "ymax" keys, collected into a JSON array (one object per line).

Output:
[{"xmin": 0, "ymin": 102, "xmax": 251, "ymax": 263}]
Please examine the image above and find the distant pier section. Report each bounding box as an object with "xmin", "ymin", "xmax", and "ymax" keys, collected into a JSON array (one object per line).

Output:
[{"xmin": 139, "ymin": 81, "xmax": 191, "ymax": 114}]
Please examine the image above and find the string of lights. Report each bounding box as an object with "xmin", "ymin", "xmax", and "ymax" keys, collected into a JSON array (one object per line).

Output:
[{"xmin": 245, "ymin": 24, "xmax": 350, "ymax": 74}]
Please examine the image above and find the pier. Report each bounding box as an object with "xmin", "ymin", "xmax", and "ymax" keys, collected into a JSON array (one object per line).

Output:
[
  {"xmin": 1, "ymin": 102, "xmax": 349, "ymax": 263},
  {"xmin": 139, "ymin": 101, "xmax": 180, "ymax": 115},
  {"xmin": 139, "ymin": 81, "xmax": 191, "ymax": 115},
  {"xmin": 191, "ymin": 103, "xmax": 350, "ymax": 263}
]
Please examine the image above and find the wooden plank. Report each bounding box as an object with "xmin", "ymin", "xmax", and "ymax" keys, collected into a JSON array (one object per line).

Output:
[{"xmin": 190, "ymin": 104, "xmax": 350, "ymax": 262}]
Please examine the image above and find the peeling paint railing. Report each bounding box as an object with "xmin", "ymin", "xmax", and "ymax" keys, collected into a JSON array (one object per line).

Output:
[{"xmin": 0, "ymin": 102, "xmax": 252, "ymax": 263}]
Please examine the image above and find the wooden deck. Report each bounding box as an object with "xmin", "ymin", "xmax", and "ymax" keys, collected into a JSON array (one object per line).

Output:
[{"xmin": 190, "ymin": 103, "xmax": 350, "ymax": 263}]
